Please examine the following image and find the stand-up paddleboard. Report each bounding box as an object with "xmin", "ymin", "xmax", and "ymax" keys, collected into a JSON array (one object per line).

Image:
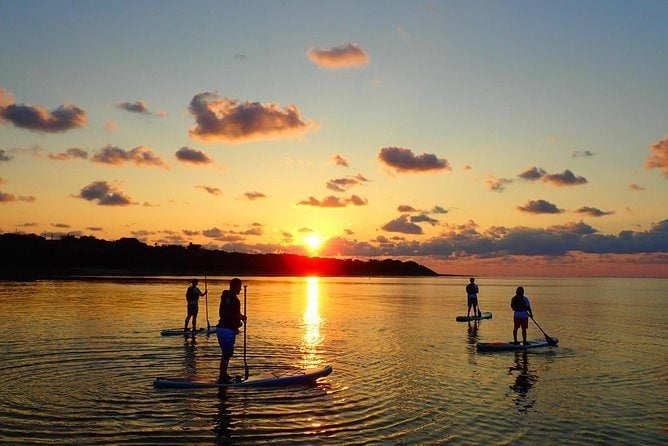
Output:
[
  {"xmin": 154, "ymin": 365, "xmax": 332, "ymax": 388},
  {"xmin": 456, "ymin": 312, "xmax": 492, "ymax": 322},
  {"xmin": 160, "ymin": 327, "xmax": 217, "ymax": 336},
  {"xmin": 476, "ymin": 338, "xmax": 558, "ymax": 352}
]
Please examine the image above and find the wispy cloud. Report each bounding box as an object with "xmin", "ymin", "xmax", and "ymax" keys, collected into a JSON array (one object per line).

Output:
[
  {"xmin": 76, "ymin": 181, "xmax": 135, "ymax": 206},
  {"xmin": 628, "ymin": 183, "xmax": 645, "ymax": 191},
  {"xmin": 298, "ymin": 195, "xmax": 368, "ymax": 208},
  {"xmin": 574, "ymin": 206, "xmax": 614, "ymax": 217},
  {"xmin": 573, "ymin": 150, "xmax": 595, "ymax": 158},
  {"xmin": 116, "ymin": 100, "xmax": 166, "ymax": 117},
  {"xmin": 398, "ymin": 205, "xmax": 418, "ymax": 212},
  {"xmin": 49, "ymin": 147, "xmax": 88, "ymax": 161},
  {"xmin": 326, "ymin": 174, "xmax": 369, "ymax": 192},
  {"xmin": 0, "ymin": 88, "xmax": 86, "ymax": 132},
  {"xmin": 0, "ymin": 190, "xmax": 35, "ymax": 203},
  {"xmin": 195, "ymin": 185, "xmax": 222, "ymax": 196},
  {"xmin": 378, "ymin": 147, "xmax": 450, "ymax": 174},
  {"xmin": 188, "ymin": 92, "xmax": 316, "ymax": 143},
  {"xmin": 518, "ymin": 166, "xmax": 547, "ymax": 180},
  {"xmin": 517, "ymin": 199, "xmax": 564, "ymax": 214},
  {"xmin": 244, "ymin": 191, "xmax": 267, "ymax": 200},
  {"xmin": 175, "ymin": 147, "xmax": 213, "ymax": 165},
  {"xmin": 52, "ymin": 222, "xmax": 71, "ymax": 228},
  {"xmin": 308, "ymin": 42, "xmax": 370, "ymax": 69},
  {"xmin": 91, "ymin": 145, "xmax": 169, "ymax": 169},
  {"xmin": 646, "ymin": 136, "xmax": 668, "ymax": 177},
  {"xmin": 543, "ymin": 169, "xmax": 588, "ymax": 186},
  {"xmin": 487, "ymin": 175, "xmax": 513, "ymax": 192},
  {"xmin": 332, "ymin": 154, "xmax": 349, "ymax": 167}
]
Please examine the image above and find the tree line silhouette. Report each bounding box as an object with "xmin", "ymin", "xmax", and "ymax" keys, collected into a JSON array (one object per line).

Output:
[{"xmin": 0, "ymin": 233, "xmax": 438, "ymax": 278}]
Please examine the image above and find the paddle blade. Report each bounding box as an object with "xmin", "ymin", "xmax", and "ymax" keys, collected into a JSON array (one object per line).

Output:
[{"xmin": 545, "ymin": 335, "xmax": 558, "ymax": 346}]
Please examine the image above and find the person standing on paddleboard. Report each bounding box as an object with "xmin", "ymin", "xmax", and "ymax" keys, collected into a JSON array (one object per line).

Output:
[
  {"xmin": 466, "ymin": 277, "xmax": 480, "ymax": 318},
  {"xmin": 217, "ymin": 278, "xmax": 246, "ymax": 383},
  {"xmin": 511, "ymin": 286, "xmax": 533, "ymax": 345},
  {"xmin": 184, "ymin": 278, "xmax": 207, "ymax": 332}
]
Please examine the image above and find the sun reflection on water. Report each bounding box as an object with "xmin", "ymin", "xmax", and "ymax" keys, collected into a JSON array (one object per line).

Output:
[{"xmin": 300, "ymin": 277, "xmax": 324, "ymax": 369}]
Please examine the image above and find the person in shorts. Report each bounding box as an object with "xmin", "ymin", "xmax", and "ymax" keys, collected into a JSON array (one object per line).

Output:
[
  {"xmin": 511, "ymin": 286, "xmax": 533, "ymax": 345},
  {"xmin": 466, "ymin": 277, "xmax": 480, "ymax": 318},
  {"xmin": 217, "ymin": 278, "xmax": 246, "ymax": 383},
  {"xmin": 184, "ymin": 278, "xmax": 207, "ymax": 332}
]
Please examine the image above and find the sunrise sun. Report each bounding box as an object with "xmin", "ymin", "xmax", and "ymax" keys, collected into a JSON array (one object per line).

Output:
[{"xmin": 304, "ymin": 234, "xmax": 323, "ymax": 252}]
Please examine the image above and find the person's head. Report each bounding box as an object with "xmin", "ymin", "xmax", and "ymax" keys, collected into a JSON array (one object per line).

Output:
[
  {"xmin": 470, "ymin": 277, "xmax": 475, "ymax": 283},
  {"xmin": 230, "ymin": 278, "xmax": 242, "ymax": 294},
  {"xmin": 516, "ymin": 286, "xmax": 524, "ymax": 296},
  {"xmin": 191, "ymin": 278, "xmax": 199, "ymax": 286}
]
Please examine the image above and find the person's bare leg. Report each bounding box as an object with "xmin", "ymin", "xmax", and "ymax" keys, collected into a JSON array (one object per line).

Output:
[
  {"xmin": 184, "ymin": 315, "xmax": 191, "ymax": 331},
  {"xmin": 219, "ymin": 355, "xmax": 231, "ymax": 382}
]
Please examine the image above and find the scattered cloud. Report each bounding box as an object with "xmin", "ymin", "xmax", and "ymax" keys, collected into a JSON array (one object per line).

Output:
[
  {"xmin": 182, "ymin": 229, "xmax": 200, "ymax": 236},
  {"xmin": 332, "ymin": 154, "xmax": 349, "ymax": 167},
  {"xmin": 411, "ymin": 214, "xmax": 440, "ymax": 226},
  {"xmin": 543, "ymin": 169, "xmax": 588, "ymax": 186},
  {"xmin": 188, "ymin": 91, "xmax": 316, "ymax": 143},
  {"xmin": 307, "ymin": 42, "xmax": 370, "ymax": 69},
  {"xmin": 244, "ymin": 191, "xmax": 267, "ymax": 200},
  {"xmin": 326, "ymin": 174, "xmax": 369, "ymax": 192},
  {"xmin": 646, "ymin": 136, "xmax": 668, "ymax": 177},
  {"xmin": 398, "ymin": 205, "xmax": 418, "ymax": 212},
  {"xmin": 76, "ymin": 181, "xmax": 135, "ymax": 206},
  {"xmin": 574, "ymin": 206, "xmax": 614, "ymax": 217},
  {"xmin": 234, "ymin": 53, "xmax": 248, "ymax": 61},
  {"xmin": 195, "ymin": 185, "xmax": 222, "ymax": 196},
  {"xmin": 0, "ymin": 88, "xmax": 86, "ymax": 132},
  {"xmin": 49, "ymin": 147, "xmax": 88, "ymax": 161},
  {"xmin": 378, "ymin": 147, "xmax": 450, "ymax": 174},
  {"xmin": 487, "ymin": 175, "xmax": 513, "ymax": 192},
  {"xmin": 86, "ymin": 226, "xmax": 103, "ymax": 231},
  {"xmin": 91, "ymin": 145, "xmax": 169, "ymax": 169},
  {"xmin": 16, "ymin": 222, "xmax": 38, "ymax": 227},
  {"xmin": 116, "ymin": 100, "xmax": 166, "ymax": 117},
  {"xmin": 573, "ymin": 150, "xmax": 595, "ymax": 158},
  {"xmin": 517, "ymin": 199, "xmax": 564, "ymax": 214},
  {"xmin": 431, "ymin": 206, "xmax": 448, "ymax": 214},
  {"xmin": 297, "ymin": 195, "xmax": 368, "ymax": 208},
  {"xmin": 52, "ymin": 223, "xmax": 71, "ymax": 228},
  {"xmin": 628, "ymin": 183, "xmax": 645, "ymax": 191},
  {"xmin": 518, "ymin": 166, "xmax": 547, "ymax": 180},
  {"xmin": 0, "ymin": 190, "xmax": 35, "ymax": 203},
  {"xmin": 175, "ymin": 146, "xmax": 213, "ymax": 165},
  {"xmin": 381, "ymin": 214, "xmax": 424, "ymax": 235}
]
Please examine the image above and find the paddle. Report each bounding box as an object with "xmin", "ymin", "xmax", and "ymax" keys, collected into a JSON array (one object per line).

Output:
[
  {"xmin": 530, "ymin": 316, "xmax": 557, "ymax": 345},
  {"xmin": 205, "ymin": 273, "xmax": 210, "ymax": 331},
  {"xmin": 243, "ymin": 284, "xmax": 249, "ymax": 381}
]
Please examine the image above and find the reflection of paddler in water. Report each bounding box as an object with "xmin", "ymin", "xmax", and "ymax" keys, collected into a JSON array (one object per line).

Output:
[
  {"xmin": 467, "ymin": 319, "xmax": 479, "ymax": 345},
  {"xmin": 213, "ymin": 388, "xmax": 234, "ymax": 441},
  {"xmin": 508, "ymin": 350, "xmax": 538, "ymax": 413},
  {"xmin": 182, "ymin": 334, "xmax": 197, "ymax": 376}
]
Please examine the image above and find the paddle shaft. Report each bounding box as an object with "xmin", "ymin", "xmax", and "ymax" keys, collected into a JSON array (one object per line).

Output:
[
  {"xmin": 530, "ymin": 316, "xmax": 556, "ymax": 344},
  {"xmin": 205, "ymin": 274, "xmax": 210, "ymax": 330},
  {"xmin": 243, "ymin": 285, "xmax": 249, "ymax": 380}
]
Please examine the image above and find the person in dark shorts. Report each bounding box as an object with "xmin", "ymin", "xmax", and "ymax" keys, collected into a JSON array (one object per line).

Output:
[
  {"xmin": 184, "ymin": 278, "xmax": 207, "ymax": 332},
  {"xmin": 511, "ymin": 286, "xmax": 533, "ymax": 345},
  {"xmin": 466, "ymin": 277, "xmax": 480, "ymax": 318},
  {"xmin": 217, "ymin": 278, "xmax": 246, "ymax": 383}
]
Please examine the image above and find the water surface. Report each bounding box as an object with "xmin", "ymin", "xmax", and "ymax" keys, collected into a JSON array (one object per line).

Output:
[{"xmin": 0, "ymin": 276, "xmax": 666, "ymax": 444}]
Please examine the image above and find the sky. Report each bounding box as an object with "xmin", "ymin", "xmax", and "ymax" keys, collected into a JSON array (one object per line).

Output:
[{"xmin": 1, "ymin": 1, "xmax": 667, "ymax": 277}]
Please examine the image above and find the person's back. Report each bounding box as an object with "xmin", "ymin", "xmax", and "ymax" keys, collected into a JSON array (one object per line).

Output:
[
  {"xmin": 466, "ymin": 277, "xmax": 479, "ymax": 317},
  {"xmin": 511, "ymin": 286, "xmax": 532, "ymax": 344},
  {"xmin": 219, "ymin": 289, "xmax": 242, "ymax": 332}
]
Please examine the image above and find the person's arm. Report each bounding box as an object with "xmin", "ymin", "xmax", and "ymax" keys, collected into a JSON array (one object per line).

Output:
[{"xmin": 526, "ymin": 298, "xmax": 533, "ymax": 318}]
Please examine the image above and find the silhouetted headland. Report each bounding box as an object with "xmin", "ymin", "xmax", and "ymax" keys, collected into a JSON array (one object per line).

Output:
[{"xmin": 0, "ymin": 233, "xmax": 439, "ymax": 278}]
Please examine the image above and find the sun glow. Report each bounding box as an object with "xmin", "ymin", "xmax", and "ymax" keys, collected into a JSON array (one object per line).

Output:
[{"xmin": 304, "ymin": 234, "xmax": 323, "ymax": 252}]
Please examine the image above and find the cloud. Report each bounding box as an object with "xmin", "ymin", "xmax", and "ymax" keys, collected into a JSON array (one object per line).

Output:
[
  {"xmin": 543, "ymin": 169, "xmax": 588, "ymax": 186},
  {"xmin": 326, "ymin": 175, "xmax": 369, "ymax": 192},
  {"xmin": 574, "ymin": 206, "xmax": 615, "ymax": 217},
  {"xmin": 0, "ymin": 149, "xmax": 11, "ymax": 162},
  {"xmin": 234, "ymin": 53, "xmax": 248, "ymax": 61},
  {"xmin": 646, "ymin": 136, "xmax": 668, "ymax": 177},
  {"xmin": 175, "ymin": 147, "xmax": 213, "ymax": 165},
  {"xmin": 0, "ymin": 190, "xmax": 35, "ymax": 203},
  {"xmin": 573, "ymin": 150, "xmax": 595, "ymax": 158},
  {"xmin": 188, "ymin": 92, "xmax": 316, "ymax": 143},
  {"xmin": 628, "ymin": 183, "xmax": 645, "ymax": 191},
  {"xmin": 0, "ymin": 90, "xmax": 86, "ymax": 132},
  {"xmin": 297, "ymin": 195, "xmax": 368, "ymax": 208},
  {"xmin": 244, "ymin": 191, "xmax": 267, "ymax": 200},
  {"xmin": 105, "ymin": 121, "xmax": 118, "ymax": 132},
  {"xmin": 517, "ymin": 199, "xmax": 564, "ymax": 214},
  {"xmin": 411, "ymin": 214, "xmax": 440, "ymax": 226},
  {"xmin": 182, "ymin": 229, "xmax": 200, "ymax": 236},
  {"xmin": 431, "ymin": 206, "xmax": 448, "ymax": 214},
  {"xmin": 91, "ymin": 145, "xmax": 169, "ymax": 169},
  {"xmin": 487, "ymin": 175, "xmax": 513, "ymax": 192},
  {"xmin": 398, "ymin": 205, "xmax": 418, "ymax": 212},
  {"xmin": 16, "ymin": 222, "xmax": 38, "ymax": 227},
  {"xmin": 381, "ymin": 214, "xmax": 424, "ymax": 235},
  {"xmin": 52, "ymin": 223, "xmax": 71, "ymax": 228},
  {"xmin": 332, "ymin": 155, "xmax": 349, "ymax": 167},
  {"xmin": 49, "ymin": 147, "xmax": 88, "ymax": 161},
  {"xmin": 86, "ymin": 227, "xmax": 103, "ymax": 231},
  {"xmin": 378, "ymin": 147, "xmax": 450, "ymax": 173},
  {"xmin": 116, "ymin": 100, "xmax": 166, "ymax": 117},
  {"xmin": 77, "ymin": 181, "xmax": 135, "ymax": 206},
  {"xmin": 195, "ymin": 185, "xmax": 222, "ymax": 196},
  {"xmin": 307, "ymin": 42, "xmax": 370, "ymax": 69},
  {"xmin": 518, "ymin": 166, "xmax": 547, "ymax": 180}
]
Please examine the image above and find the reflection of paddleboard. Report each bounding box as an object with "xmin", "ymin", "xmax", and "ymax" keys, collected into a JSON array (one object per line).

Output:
[
  {"xmin": 154, "ymin": 365, "xmax": 333, "ymax": 388},
  {"xmin": 456, "ymin": 312, "xmax": 492, "ymax": 322},
  {"xmin": 476, "ymin": 338, "xmax": 558, "ymax": 352},
  {"xmin": 160, "ymin": 327, "xmax": 217, "ymax": 336}
]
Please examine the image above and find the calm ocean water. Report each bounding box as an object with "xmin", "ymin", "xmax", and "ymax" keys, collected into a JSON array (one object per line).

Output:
[{"xmin": 0, "ymin": 276, "xmax": 665, "ymax": 445}]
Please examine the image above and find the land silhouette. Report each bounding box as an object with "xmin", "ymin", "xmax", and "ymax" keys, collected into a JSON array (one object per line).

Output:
[{"xmin": 0, "ymin": 233, "xmax": 438, "ymax": 278}]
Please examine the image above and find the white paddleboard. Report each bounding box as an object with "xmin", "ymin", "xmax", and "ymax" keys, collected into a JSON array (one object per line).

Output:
[
  {"xmin": 476, "ymin": 338, "xmax": 558, "ymax": 352},
  {"xmin": 456, "ymin": 312, "xmax": 492, "ymax": 322},
  {"xmin": 154, "ymin": 365, "xmax": 333, "ymax": 388}
]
